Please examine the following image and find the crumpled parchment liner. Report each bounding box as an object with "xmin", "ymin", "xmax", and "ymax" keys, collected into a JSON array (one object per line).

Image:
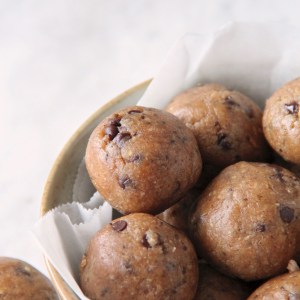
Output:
[{"xmin": 33, "ymin": 22, "xmax": 300, "ymax": 299}]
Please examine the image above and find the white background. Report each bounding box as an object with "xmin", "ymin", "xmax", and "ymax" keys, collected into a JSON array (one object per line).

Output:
[{"xmin": 0, "ymin": 0, "xmax": 299, "ymax": 277}]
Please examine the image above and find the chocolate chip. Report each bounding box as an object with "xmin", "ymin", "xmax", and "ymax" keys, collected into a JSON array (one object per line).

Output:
[
  {"xmin": 128, "ymin": 109, "xmax": 142, "ymax": 114},
  {"xmin": 109, "ymin": 117, "xmax": 121, "ymax": 126},
  {"xmin": 256, "ymin": 224, "xmax": 266, "ymax": 232},
  {"xmin": 118, "ymin": 176, "xmax": 132, "ymax": 189},
  {"xmin": 111, "ymin": 220, "xmax": 127, "ymax": 231},
  {"xmin": 224, "ymin": 95, "xmax": 240, "ymax": 107},
  {"xmin": 105, "ymin": 125, "xmax": 119, "ymax": 140},
  {"xmin": 217, "ymin": 132, "xmax": 232, "ymax": 150},
  {"xmin": 115, "ymin": 132, "xmax": 132, "ymax": 146},
  {"xmin": 279, "ymin": 206, "xmax": 294, "ymax": 223},
  {"xmin": 285, "ymin": 102, "xmax": 299, "ymax": 114},
  {"xmin": 141, "ymin": 234, "xmax": 151, "ymax": 248},
  {"xmin": 270, "ymin": 168, "xmax": 285, "ymax": 183},
  {"xmin": 128, "ymin": 154, "xmax": 141, "ymax": 162}
]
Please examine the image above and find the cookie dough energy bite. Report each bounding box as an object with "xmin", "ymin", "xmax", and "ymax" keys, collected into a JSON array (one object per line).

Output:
[
  {"xmin": 190, "ymin": 162, "xmax": 300, "ymax": 281},
  {"xmin": 86, "ymin": 106, "xmax": 202, "ymax": 214},
  {"xmin": 166, "ymin": 83, "xmax": 270, "ymax": 168},
  {"xmin": 263, "ymin": 77, "xmax": 300, "ymax": 164},
  {"xmin": 80, "ymin": 213, "xmax": 199, "ymax": 300}
]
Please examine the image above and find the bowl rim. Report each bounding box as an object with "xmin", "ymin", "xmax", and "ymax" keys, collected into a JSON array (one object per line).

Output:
[{"xmin": 40, "ymin": 79, "xmax": 151, "ymax": 300}]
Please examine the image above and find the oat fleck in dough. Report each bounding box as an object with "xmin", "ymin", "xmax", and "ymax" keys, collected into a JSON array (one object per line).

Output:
[
  {"xmin": 190, "ymin": 162, "xmax": 300, "ymax": 281},
  {"xmin": 248, "ymin": 263, "xmax": 300, "ymax": 299},
  {"xmin": 0, "ymin": 257, "xmax": 59, "ymax": 300},
  {"xmin": 194, "ymin": 263, "xmax": 251, "ymax": 300},
  {"xmin": 166, "ymin": 83, "xmax": 270, "ymax": 168},
  {"xmin": 263, "ymin": 77, "xmax": 300, "ymax": 164},
  {"xmin": 85, "ymin": 106, "xmax": 202, "ymax": 214},
  {"xmin": 80, "ymin": 213, "xmax": 199, "ymax": 300}
]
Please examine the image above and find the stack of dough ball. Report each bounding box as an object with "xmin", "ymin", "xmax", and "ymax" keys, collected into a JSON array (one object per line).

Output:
[
  {"xmin": 80, "ymin": 213, "xmax": 199, "ymax": 300},
  {"xmin": 190, "ymin": 161, "xmax": 300, "ymax": 281},
  {"xmin": 248, "ymin": 260, "xmax": 300, "ymax": 299},
  {"xmin": 0, "ymin": 257, "xmax": 59, "ymax": 300},
  {"xmin": 263, "ymin": 77, "xmax": 300, "ymax": 164},
  {"xmin": 166, "ymin": 83, "xmax": 270, "ymax": 168},
  {"xmin": 86, "ymin": 106, "xmax": 202, "ymax": 214},
  {"xmin": 194, "ymin": 263, "xmax": 251, "ymax": 300}
]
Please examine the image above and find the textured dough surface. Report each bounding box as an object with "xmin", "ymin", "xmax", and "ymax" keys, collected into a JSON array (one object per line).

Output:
[
  {"xmin": 248, "ymin": 270, "xmax": 300, "ymax": 299},
  {"xmin": 0, "ymin": 257, "xmax": 59, "ymax": 300},
  {"xmin": 86, "ymin": 106, "xmax": 202, "ymax": 214},
  {"xmin": 166, "ymin": 83, "xmax": 269, "ymax": 168},
  {"xmin": 80, "ymin": 213, "xmax": 199, "ymax": 300},
  {"xmin": 194, "ymin": 263, "xmax": 251, "ymax": 300},
  {"xmin": 190, "ymin": 162, "xmax": 300, "ymax": 281},
  {"xmin": 263, "ymin": 77, "xmax": 300, "ymax": 164}
]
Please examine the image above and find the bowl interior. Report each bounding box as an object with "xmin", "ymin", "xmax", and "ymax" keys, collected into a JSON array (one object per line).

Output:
[{"xmin": 41, "ymin": 80, "xmax": 150, "ymax": 300}]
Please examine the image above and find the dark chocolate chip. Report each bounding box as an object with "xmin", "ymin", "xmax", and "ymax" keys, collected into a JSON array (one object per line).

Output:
[
  {"xmin": 279, "ymin": 206, "xmax": 294, "ymax": 223},
  {"xmin": 270, "ymin": 168, "xmax": 285, "ymax": 183},
  {"xmin": 109, "ymin": 116, "xmax": 121, "ymax": 126},
  {"xmin": 111, "ymin": 220, "xmax": 127, "ymax": 231},
  {"xmin": 256, "ymin": 224, "xmax": 266, "ymax": 232},
  {"xmin": 128, "ymin": 154, "xmax": 141, "ymax": 162},
  {"xmin": 173, "ymin": 181, "xmax": 181, "ymax": 194},
  {"xmin": 141, "ymin": 235, "xmax": 151, "ymax": 248},
  {"xmin": 128, "ymin": 109, "xmax": 142, "ymax": 114},
  {"xmin": 285, "ymin": 102, "xmax": 299, "ymax": 114},
  {"xmin": 115, "ymin": 132, "xmax": 132, "ymax": 146},
  {"xmin": 118, "ymin": 176, "xmax": 132, "ymax": 189},
  {"xmin": 224, "ymin": 95, "xmax": 240, "ymax": 107},
  {"xmin": 217, "ymin": 132, "xmax": 232, "ymax": 150},
  {"xmin": 105, "ymin": 125, "xmax": 119, "ymax": 140}
]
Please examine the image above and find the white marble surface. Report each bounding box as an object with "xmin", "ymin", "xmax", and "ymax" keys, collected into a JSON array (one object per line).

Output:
[{"xmin": 0, "ymin": 0, "xmax": 300, "ymax": 279}]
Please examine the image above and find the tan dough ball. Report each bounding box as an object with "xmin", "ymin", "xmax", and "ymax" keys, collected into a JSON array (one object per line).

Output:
[
  {"xmin": 190, "ymin": 162, "xmax": 300, "ymax": 281},
  {"xmin": 80, "ymin": 213, "xmax": 199, "ymax": 300},
  {"xmin": 195, "ymin": 263, "xmax": 251, "ymax": 300},
  {"xmin": 248, "ymin": 266, "xmax": 300, "ymax": 299},
  {"xmin": 263, "ymin": 77, "xmax": 300, "ymax": 164},
  {"xmin": 156, "ymin": 189, "xmax": 198, "ymax": 234},
  {"xmin": 166, "ymin": 83, "xmax": 270, "ymax": 168},
  {"xmin": 0, "ymin": 257, "xmax": 59, "ymax": 300},
  {"xmin": 86, "ymin": 106, "xmax": 202, "ymax": 214}
]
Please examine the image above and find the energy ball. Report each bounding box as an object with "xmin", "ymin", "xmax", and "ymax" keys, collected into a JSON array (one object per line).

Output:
[
  {"xmin": 190, "ymin": 162, "xmax": 300, "ymax": 281},
  {"xmin": 86, "ymin": 106, "xmax": 202, "ymax": 214},
  {"xmin": 194, "ymin": 263, "xmax": 251, "ymax": 300},
  {"xmin": 0, "ymin": 257, "xmax": 59, "ymax": 300},
  {"xmin": 263, "ymin": 77, "xmax": 300, "ymax": 164},
  {"xmin": 248, "ymin": 262, "xmax": 300, "ymax": 299},
  {"xmin": 80, "ymin": 213, "xmax": 199, "ymax": 300},
  {"xmin": 156, "ymin": 189, "xmax": 198, "ymax": 235},
  {"xmin": 166, "ymin": 83, "xmax": 269, "ymax": 168}
]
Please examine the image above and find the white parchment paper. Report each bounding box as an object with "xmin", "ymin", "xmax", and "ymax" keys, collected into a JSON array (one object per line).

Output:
[{"xmin": 33, "ymin": 22, "xmax": 300, "ymax": 299}]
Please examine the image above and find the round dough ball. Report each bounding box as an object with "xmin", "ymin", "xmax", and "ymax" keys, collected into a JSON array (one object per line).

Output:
[
  {"xmin": 156, "ymin": 189, "xmax": 198, "ymax": 234},
  {"xmin": 166, "ymin": 83, "xmax": 269, "ymax": 168},
  {"xmin": 195, "ymin": 263, "xmax": 251, "ymax": 300},
  {"xmin": 263, "ymin": 77, "xmax": 300, "ymax": 164},
  {"xmin": 0, "ymin": 257, "xmax": 59, "ymax": 300},
  {"xmin": 86, "ymin": 106, "xmax": 202, "ymax": 214},
  {"xmin": 190, "ymin": 162, "xmax": 300, "ymax": 281},
  {"xmin": 80, "ymin": 213, "xmax": 199, "ymax": 300},
  {"xmin": 248, "ymin": 270, "xmax": 300, "ymax": 299}
]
